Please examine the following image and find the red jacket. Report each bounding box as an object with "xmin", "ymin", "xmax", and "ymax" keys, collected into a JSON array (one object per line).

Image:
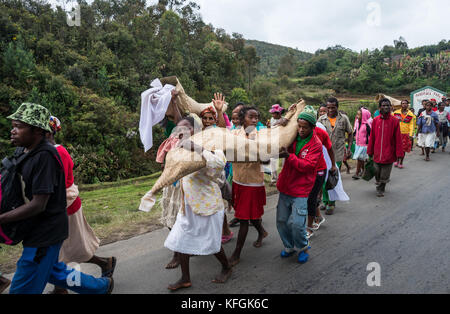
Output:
[
  {"xmin": 314, "ymin": 127, "xmax": 332, "ymax": 172},
  {"xmin": 277, "ymin": 134, "xmax": 323, "ymax": 198},
  {"xmin": 56, "ymin": 145, "xmax": 82, "ymax": 216},
  {"xmin": 367, "ymin": 114, "xmax": 403, "ymax": 164}
]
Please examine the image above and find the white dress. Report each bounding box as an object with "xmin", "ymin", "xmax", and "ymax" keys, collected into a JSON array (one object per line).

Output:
[
  {"xmin": 164, "ymin": 201, "xmax": 224, "ymax": 256},
  {"xmin": 164, "ymin": 150, "xmax": 226, "ymax": 256},
  {"xmin": 317, "ymin": 122, "xmax": 350, "ymax": 202}
]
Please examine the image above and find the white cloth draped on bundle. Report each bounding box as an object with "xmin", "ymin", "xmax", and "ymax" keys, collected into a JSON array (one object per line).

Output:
[
  {"xmin": 317, "ymin": 122, "xmax": 350, "ymax": 202},
  {"xmin": 139, "ymin": 79, "xmax": 175, "ymax": 152}
]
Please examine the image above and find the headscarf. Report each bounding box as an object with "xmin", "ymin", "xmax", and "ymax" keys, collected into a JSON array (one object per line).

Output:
[
  {"xmin": 49, "ymin": 116, "xmax": 61, "ymax": 134},
  {"xmin": 200, "ymin": 106, "xmax": 218, "ymax": 119}
]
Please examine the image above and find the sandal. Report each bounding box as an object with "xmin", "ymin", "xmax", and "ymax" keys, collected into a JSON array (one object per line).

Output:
[
  {"xmin": 314, "ymin": 216, "xmax": 326, "ymax": 229},
  {"xmin": 102, "ymin": 257, "xmax": 117, "ymax": 278},
  {"xmin": 298, "ymin": 251, "xmax": 309, "ymax": 264},
  {"xmin": 221, "ymin": 232, "xmax": 234, "ymax": 244},
  {"xmin": 306, "ymin": 229, "xmax": 314, "ymax": 239}
]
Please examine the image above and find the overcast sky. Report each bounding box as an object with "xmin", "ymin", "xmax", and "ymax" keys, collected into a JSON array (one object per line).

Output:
[{"xmin": 56, "ymin": 0, "xmax": 450, "ymax": 53}]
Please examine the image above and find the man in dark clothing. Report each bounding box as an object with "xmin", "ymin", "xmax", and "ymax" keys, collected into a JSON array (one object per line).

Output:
[{"xmin": 0, "ymin": 103, "xmax": 113, "ymax": 294}]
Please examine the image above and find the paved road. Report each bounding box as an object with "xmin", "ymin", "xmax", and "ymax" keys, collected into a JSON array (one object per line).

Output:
[{"xmin": 4, "ymin": 149, "xmax": 450, "ymax": 294}]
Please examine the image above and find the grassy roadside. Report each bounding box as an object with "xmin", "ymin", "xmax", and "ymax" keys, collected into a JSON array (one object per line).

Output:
[
  {"xmin": 0, "ymin": 175, "xmax": 162, "ymax": 273},
  {"xmin": 0, "ymin": 172, "xmax": 279, "ymax": 274}
]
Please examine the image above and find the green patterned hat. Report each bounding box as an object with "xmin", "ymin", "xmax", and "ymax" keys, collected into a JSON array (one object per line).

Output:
[
  {"xmin": 303, "ymin": 105, "xmax": 317, "ymax": 117},
  {"xmin": 298, "ymin": 111, "xmax": 317, "ymax": 126},
  {"xmin": 7, "ymin": 103, "xmax": 52, "ymax": 132}
]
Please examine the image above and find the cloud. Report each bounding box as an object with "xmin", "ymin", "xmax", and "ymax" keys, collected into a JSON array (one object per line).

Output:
[
  {"xmin": 196, "ymin": 0, "xmax": 450, "ymax": 52},
  {"xmin": 49, "ymin": 0, "xmax": 450, "ymax": 52}
]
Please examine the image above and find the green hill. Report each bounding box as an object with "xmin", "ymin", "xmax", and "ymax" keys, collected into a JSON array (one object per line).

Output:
[{"xmin": 245, "ymin": 39, "xmax": 312, "ymax": 76}]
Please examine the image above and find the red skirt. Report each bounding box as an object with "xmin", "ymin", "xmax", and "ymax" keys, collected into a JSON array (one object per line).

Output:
[
  {"xmin": 232, "ymin": 182, "xmax": 266, "ymax": 220},
  {"xmin": 401, "ymin": 133, "xmax": 412, "ymax": 154}
]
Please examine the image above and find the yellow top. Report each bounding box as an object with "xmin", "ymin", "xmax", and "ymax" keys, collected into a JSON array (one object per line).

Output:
[
  {"xmin": 393, "ymin": 109, "xmax": 416, "ymax": 136},
  {"xmin": 231, "ymin": 127, "xmax": 265, "ymax": 185}
]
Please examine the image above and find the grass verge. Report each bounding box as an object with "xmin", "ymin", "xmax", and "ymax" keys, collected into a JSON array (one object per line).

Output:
[{"xmin": 1, "ymin": 172, "xmax": 279, "ymax": 274}]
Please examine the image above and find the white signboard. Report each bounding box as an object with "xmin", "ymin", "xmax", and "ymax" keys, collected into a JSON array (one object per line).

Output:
[{"xmin": 410, "ymin": 86, "xmax": 446, "ymax": 113}]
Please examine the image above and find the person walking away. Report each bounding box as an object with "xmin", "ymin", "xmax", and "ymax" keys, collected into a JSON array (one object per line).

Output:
[
  {"xmin": 317, "ymin": 97, "xmax": 353, "ymax": 215},
  {"xmin": 435, "ymin": 102, "xmax": 450, "ymax": 152},
  {"xmin": 352, "ymin": 108, "xmax": 372, "ymax": 178},
  {"xmin": 393, "ymin": 100, "xmax": 415, "ymax": 168},
  {"xmin": 228, "ymin": 106, "xmax": 269, "ymax": 267},
  {"xmin": 276, "ymin": 111, "xmax": 323, "ymax": 263},
  {"xmin": 2, "ymin": 103, "xmax": 113, "ymax": 294},
  {"xmin": 45, "ymin": 117, "xmax": 116, "ymax": 294},
  {"xmin": 162, "ymin": 140, "xmax": 232, "ymax": 291},
  {"xmin": 417, "ymin": 101, "xmax": 440, "ymax": 161},
  {"xmin": 367, "ymin": 99, "xmax": 403, "ymax": 197}
]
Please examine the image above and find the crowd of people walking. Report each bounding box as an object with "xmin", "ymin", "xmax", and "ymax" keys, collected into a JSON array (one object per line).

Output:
[{"xmin": 1, "ymin": 92, "xmax": 449, "ymax": 294}]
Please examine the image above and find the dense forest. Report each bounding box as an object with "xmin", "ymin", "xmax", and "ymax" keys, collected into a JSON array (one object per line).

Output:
[
  {"xmin": 285, "ymin": 38, "xmax": 449, "ymax": 94},
  {"xmin": 0, "ymin": 0, "xmax": 448, "ymax": 184},
  {"xmin": 245, "ymin": 39, "xmax": 312, "ymax": 76},
  {"xmin": 0, "ymin": 0, "xmax": 263, "ymax": 183}
]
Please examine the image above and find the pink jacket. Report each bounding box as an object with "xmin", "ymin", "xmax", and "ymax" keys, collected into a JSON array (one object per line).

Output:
[{"xmin": 354, "ymin": 108, "xmax": 372, "ymax": 147}]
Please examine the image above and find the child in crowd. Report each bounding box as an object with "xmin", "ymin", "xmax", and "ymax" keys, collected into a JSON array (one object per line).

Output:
[
  {"xmin": 352, "ymin": 108, "xmax": 372, "ymax": 178},
  {"xmin": 229, "ymin": 106, "xmax": 268, "ymax": 266}
]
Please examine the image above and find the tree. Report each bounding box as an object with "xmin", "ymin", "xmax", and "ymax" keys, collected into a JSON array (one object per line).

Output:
[
  {"xmin": 394, "ymin": 36, "xmax": 408, "ymax": 52},
  {"xmin": 243, "ymin": 45, "xmax": 260, "ymax": 90},
  {"xmin": 277, "ymin": 50, "xmax": 297, "ymax": 77}
]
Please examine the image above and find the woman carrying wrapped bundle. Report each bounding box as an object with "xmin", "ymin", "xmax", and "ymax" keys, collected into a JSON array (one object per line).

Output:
[{"xmin": 163, "ymin": 125, "xmax": 232, "ymax": 291}]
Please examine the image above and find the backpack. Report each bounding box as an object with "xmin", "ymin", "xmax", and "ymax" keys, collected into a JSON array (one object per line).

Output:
[
  {"xmin": 365, "ymin": 124, "xmax": 371, "ymax": 145},
  {"xmin": 0, "ymin": 142, "xmax": 62, "ymax": 245}
]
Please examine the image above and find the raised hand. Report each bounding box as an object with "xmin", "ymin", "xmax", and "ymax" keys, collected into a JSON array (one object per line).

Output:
[{"xmin": 212, "ymin": 92, "xmax": 226, "ymax": 112}]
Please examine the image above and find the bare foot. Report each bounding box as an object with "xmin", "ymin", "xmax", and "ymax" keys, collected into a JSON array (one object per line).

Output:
[
  {"xmin": 253, "ymin": 231, "xmax": 269, "ymax": 248},
  {"xmin": 168, "ymin": 279, "xmax": 192, "ymax": 291},
  {"xmin": 165, "ymin": 258, "xmax": 180, "ymax": 269},
  {"xmin": 228, "ymin": 256, "xmax": 240, "ymax": 267},
  {"xmin": 212, "ymin": 267, "xmax": 232, "ymax": 284}
]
